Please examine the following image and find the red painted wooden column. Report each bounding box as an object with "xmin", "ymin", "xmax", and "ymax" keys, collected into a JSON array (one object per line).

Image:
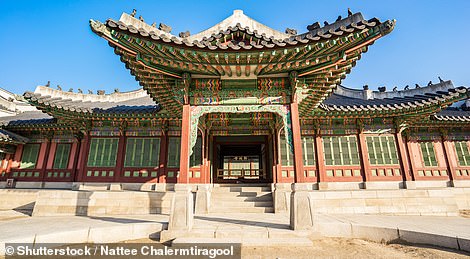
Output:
[
  {"xmin": 274, "ymin": 130, "xmax": 283, "ymax": 183},
  {"xmin": 396, "ymin": 133, "xmax": 411, "ymax": 181},
  {"xmin": 70, "ymin": 137, "xmax": 82, "ymax": 181},
  {"xmin": 178, "ymin": 104, "xmax": 191, "ymax": 183},
  {"xmin": 405, "ymin": 138, "xmax": 417, "ymax": 181},
  {"xmin": 290, "ymin": 102, "xmax": 305, "ymax": 183},
  {"xmin": 357, "ymin": 133, "xmax": 371, "ymax": 182},
  {"xmin": 315, "ymin": 135, "xmax": 326, "ymax": 183},
  {"xmin": 201, "ymin": 129, "xmax": 210, "ymax": 184},
  {"xmin": 114, "ymin": 133, "xmax": 127, "ymax": 182},
  {"xmin": 441, "ymin": 136, "xmax": 458, "ymax": 182},
  {"xmin": 206, "ymin": 133, "xmax": 214, "ymax": 184},
  {"xmin": 46, "ymin": 142, "xmax": 57, "ymax": 170},
  {"xmin": 11, "ymin": 144, "xmax": 23, "ymax": 169},
  {"xmin": 271, "ymin": 131, "xmax": 278, "ymax": 183},
  {"xmin": 39, "ymin": 139, "xmax": 52, "ymax": 182},
  {"xmin": 76, "ymin": 134, "xmax": 90, "ymax": 182},
  {"xmin": 158, "ymin": 130, "xmax": 168, "ymax": 183}
]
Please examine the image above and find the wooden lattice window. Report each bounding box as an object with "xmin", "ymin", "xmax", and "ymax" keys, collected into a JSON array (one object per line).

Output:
[
  {"xmin": 53, "ymin": 144, "xmax": 71, "ymax": 169},
  {"xmin": 20, "ymin": 144, "xmax": 40, "ymax": 169},
  {"xmin": 366, "ymin": 136, "xmax": 399, "ymax": 165},
  {"xmin": 190, "ymin": 137, "xmax": 202, "ymax": 167},
  {"xmin": 420, "ymin": 142, "xmax": 438, "ymax": 167},
  {"xmin": 301, "ymin": 136, "xmax": 316, "ymax": 166},
  {"xmin": 167, "ymin": 137, "xmax": 181, "ymax": 168},
  {"xmin": 124, "ymin": 138, "xmax": 160, "ymax": 167},
  {"xmin": 279, "ymin": 135, "xmax": 292, "ymax": 166},
  {"xmin": 87, "ymin": 138, "xmax": 119, "ymax": 167},
  {"xmin": 323, "ymin": 136, "xmax": 360, "ymax": 166},
  {"xmin": 455, "ymin": 141, "xmax": 470, "ymax": 166}
]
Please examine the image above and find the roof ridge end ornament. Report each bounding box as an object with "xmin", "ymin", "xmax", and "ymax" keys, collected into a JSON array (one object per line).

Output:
[
  {"xmin": 89, "ymin": 19, "xmax": 107, "ymax": 35},
  {"xmin": 379, "ymin": 19, "xmax": 396, "ymax": 36}
]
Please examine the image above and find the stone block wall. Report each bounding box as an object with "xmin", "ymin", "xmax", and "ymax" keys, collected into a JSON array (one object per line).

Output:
[
  {"xmin": 309, "ymin": 189, "xmax": 459, "ymax": 216},
  {"xmin": 0, "ymin": 189, "xmax": 38, "ymax": 211},
  {"xmin": 32, "ymin": 190, "xmax": 173, "ymax": 216},
  {"xmin": 279, "ymin": 187, "xmax": 470, "ymax": 216},
  {"xmin": 453, "ymin": 188, "xmax": 470, "ymax": 211}
]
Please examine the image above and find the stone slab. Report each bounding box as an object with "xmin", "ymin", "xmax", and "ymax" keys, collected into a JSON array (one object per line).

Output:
[
  {"xmin": 42, "ymin": 182, "xmax": 73, "ymax": 189},
  {"xmin": 172, "ymin": 237, "xmax": 312, "ymax": 246},
  {"xmin": 399, "ymin": 230, "xmax": 460, "ymax": 250},
  {"xmin": 364, "ymin": 181, "xmax": 403, "ymax": 190}
]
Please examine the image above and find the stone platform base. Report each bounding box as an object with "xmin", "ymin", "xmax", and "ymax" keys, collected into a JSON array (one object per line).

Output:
[
  {"xmin": 31, "ymin": 190, "xmax": 174, "ymax": 216},
  {"xmin": 275, "ymin": 184, "xmax": 470, "ymax": 216},
  {"xmin": 0, "ymin": 189, "xmax": 38, "ymax": 211}
]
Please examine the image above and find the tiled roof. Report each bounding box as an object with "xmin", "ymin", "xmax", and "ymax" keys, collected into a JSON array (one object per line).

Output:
[
  {"xmin": 0, "ymin": 128, "xmax": 29, "ymax": 144},
  {"xmin": 23, "ymin": 88, "xmax": 161, "ymax": 117},
  {"xmin": 433, "ymin": 101, "xmax": 470, "ymax": 122},
  {"xmin": 0, "ymin": 111, "xmax": 54, "ymax": 127},
  {"xmin": 320, "ymin": 87, "xmax": 468, "ymax": 112},
  {"xmin": 101, "ymin": 12, "xmax": 392, "ymax": 51}
]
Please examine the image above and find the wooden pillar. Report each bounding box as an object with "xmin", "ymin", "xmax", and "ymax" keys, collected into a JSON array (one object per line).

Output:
[
  {"xmin": 202, "ymin": 129, "xmax": 210, "ymax": 184},
  {"xmin": 441, "ymin": 136, "xmax": 457, "ymax": 181},
  {"xmin": 114, "ymin": 134, "xmax": 127, "ymax": 182},
  {"xmin": 40, "ymin": 139, "xmax": 52, "ymax": 182},
  {"xmin": 272, "ymin": 130, "xmax": 278, "ymax": 183},
  {"xmin": 178, "ymin": 104, "xmax": 191, "ymax": 183},
  {"xmin": 46, "ymin": 142, "xmax": 57, "ymax": 169},
  {"xmin": 76, "ymin": 134, "xmax": 90, "ymax": 182},
  {"xmin": 158, "ymin": 130, "xmax": 168, "ymax": 183},
  {"xmin": 68, "ymin": 141, "xmax": 79, "ymax": 170},
  {"xmin": 396, "ymin": 133, "xmax": 412, "ymax": 181},
  {"xmin": 405, "ymin": 138, "xmax": 417, "ymax": 181},
  {"xmin": 207, "ymin": 133, "xmax": 214, "ymax": 184},
  {"xmin": 315, "ymin": 135, "xmax": 326, "ymax": 183},
  {"xmin": 274, "ymin": 129, "xmax": 283, "ymax": 183},
  {"xmin": 36, "ymin": 141, "xmax": 49, "ymax": 170},
  {"xmin": 11, "ymin": 144, "xmax": 23, "ymax": 169},
  {"xmin": 0, "ymin": 154, "xmax": 8, "ymax": 172},
  {"xmin": 290, "ymin": 102, "xmax": 305, "ymax": 183},
  {"xmin": 357, "ymin": 133, "xmax": 371, "ymax": 182},
  {"xmin": 71, "ymin": 137, "xmax": 82, "ymax": 181}
]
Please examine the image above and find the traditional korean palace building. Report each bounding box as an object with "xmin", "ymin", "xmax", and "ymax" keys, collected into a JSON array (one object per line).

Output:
[{"xmin": 0, "ymin": 10, "xmax": 469, "ymax": 193}]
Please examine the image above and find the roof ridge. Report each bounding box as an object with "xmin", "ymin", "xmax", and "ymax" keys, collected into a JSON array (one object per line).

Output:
[
  {"xmin": 188, "ymin": 10, "xmax": 289, "ymax": 41},
  {"xmin": 28, "ymin": 86, "xmax": 148, "ymax": 103},
  {"xmin": 335, "ymin": 80, "xmax": 455, "ymax": 100}
]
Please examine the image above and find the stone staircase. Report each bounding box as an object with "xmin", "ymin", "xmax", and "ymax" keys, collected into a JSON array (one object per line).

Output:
[{"xmin": 209, "ymin": 184, "xmax": 274, "ymax": 213}]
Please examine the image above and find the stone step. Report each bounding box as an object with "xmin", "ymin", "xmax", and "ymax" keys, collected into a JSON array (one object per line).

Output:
[
  {"xmin": 172, "ymin": 237, "xmax": 312, "ymax": 246},
  {"xmin": 211, "ymin": 193, "xmax": 273, "ymax": 201},
  {"xmin": 213, "ymin": 184, "xmax": 271, "ymax": 188},
  {"xmin": 212, "ymin": 186, "xmax": 272, "ymax": 192},
  {"xmin": 211, "ymin": 191, "xmax": 272, "ymax": 197},
  {"xmin": 209, "ymin": 207, "xmax": 274, "ymax": 213},
  {"xmin": 211, "ymin": 200, "xmax": 273, "ymax": 207}
]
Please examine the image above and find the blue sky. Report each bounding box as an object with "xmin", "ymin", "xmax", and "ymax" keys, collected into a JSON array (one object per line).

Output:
[{"xmin": 0, "ymin": 0, "xmax": 469, "ymax": 94}]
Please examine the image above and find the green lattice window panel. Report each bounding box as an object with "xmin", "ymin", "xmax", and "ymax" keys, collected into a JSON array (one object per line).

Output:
[
  {"xmin": 301, "ymin": 136, "xmax": 316, "ymax": 166},
  {"xmin": 20, "ymin": 144, "xmax": 40, "ymax": 169},
  {"xmin": 280, "ymin": 135, "xmax": 292, "ymax": 166},
  {"xmin": 323, "ymin": 136, "xmax": 360, "ymax": 166},
  {"xmin": 190, "ymin": 137, "xmax": 202, "ymax": 167},
  {"xmin": 455, "ymin": 141, "xmax": 470, "ymax": 167},
  {"xmin": 53, "ymin": 143, "xmax": 71, "ymax": 169},
  {"xmin": 167, "ymin": 137, "xmax": 181, "ymax": 168},
  {"xmin": 124, "ymin": 138, "xmax": 160, "ymax": 167},
  {"xmin": 366, "ymin": 136, "xmax": 399, "ymax": 165},
  {"xmin": 420, "ymin": 142, "xmax": 438, "ymax": 167},
  {"xmin": 87, "ymin": 138, "xmax": 119, "ymax": 167}
]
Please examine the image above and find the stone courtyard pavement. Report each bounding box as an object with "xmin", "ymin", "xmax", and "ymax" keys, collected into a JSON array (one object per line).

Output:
[{"xmin": 1, "ymin": 211, "xmax": 470, "ymax": 253}]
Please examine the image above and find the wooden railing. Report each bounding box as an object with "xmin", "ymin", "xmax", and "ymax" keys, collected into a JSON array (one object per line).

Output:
[{"xmin": 217, "ymin": 169, "xmax": 265, "ymax": 179}]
